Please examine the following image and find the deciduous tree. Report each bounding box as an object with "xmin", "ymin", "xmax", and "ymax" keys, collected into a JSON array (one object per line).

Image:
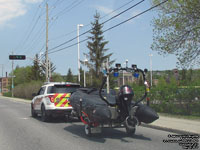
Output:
[{"xmin": 151, "ymin": 0, "xmax": 200, "ymax": 68}]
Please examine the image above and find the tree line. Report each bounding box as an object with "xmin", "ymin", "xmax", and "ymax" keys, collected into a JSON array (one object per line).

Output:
[{"xmin": 4, "ymin": 12, "xmax": 114, "ymax": 99}]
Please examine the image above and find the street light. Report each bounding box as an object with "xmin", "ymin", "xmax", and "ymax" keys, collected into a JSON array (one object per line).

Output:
[
  {"xmin": 84, "ymin": 57, "xmax": 88, "ymax": 87},
  {"xmin": 125, "ymin": 59, "xmax": 128, "ymax": 68},
  {"xmin": 149, "ymin": 54, "xmax": 153, "ymax": 87},
  {"xmin": 77, "ymin": 24, "xmax": 84, "ymax": 83},
  {"xmin": 123, "ymin": 59, "xmax": 128, "ymax": 85}
]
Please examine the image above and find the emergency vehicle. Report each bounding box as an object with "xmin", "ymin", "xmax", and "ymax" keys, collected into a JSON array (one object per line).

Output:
[{"xmin": 31, "ymin": 82, "xmax": 80, "ymax": 122}]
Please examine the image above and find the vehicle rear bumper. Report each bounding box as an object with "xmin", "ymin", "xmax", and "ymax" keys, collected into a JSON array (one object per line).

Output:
[{"xmin": 45, "ymin": 109, "xmax": 72, "ymax": 116}]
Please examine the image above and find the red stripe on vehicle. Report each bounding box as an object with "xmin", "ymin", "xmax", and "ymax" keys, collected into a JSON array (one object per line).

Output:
[
  {"xmin": 59, "ymin": 93, "xmax": 67, "ymax": 101},
  {"xmin": 53, "ymin": 93, "xmax": 59, "ymax": 102},
  {"xmin": 61, "ymin": 99, "xmax": 69, "ymax": 107}
]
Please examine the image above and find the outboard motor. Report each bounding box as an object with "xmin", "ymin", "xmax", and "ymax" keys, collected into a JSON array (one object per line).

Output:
[
  {"xmin": 118, "ymin": 85, "xmax": 134, "ymax": 120},
  {"xmin": 118, "ymin": 85, "xmax": 138, "ymax": 130}
]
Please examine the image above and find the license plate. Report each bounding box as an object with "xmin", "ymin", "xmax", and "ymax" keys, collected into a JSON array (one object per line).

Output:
[{"xmin": 91, "ymin": 127, "xmax": 102, "ymax": 134}]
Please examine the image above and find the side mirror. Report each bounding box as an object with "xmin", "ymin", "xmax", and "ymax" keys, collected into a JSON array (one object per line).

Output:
[{"xmin": 32, "ymin": 93, "xmax": 37, "ymax": 97}]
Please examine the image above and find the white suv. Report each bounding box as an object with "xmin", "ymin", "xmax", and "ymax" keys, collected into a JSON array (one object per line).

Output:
[{"xmin": 31, "ymin": 82, "xmax": 80, "ymax": 122}]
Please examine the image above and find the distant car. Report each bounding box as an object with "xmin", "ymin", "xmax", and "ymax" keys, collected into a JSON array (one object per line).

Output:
[{"xmin": 31, "ymin": 82, "xmax": 80, "ymax": 122}]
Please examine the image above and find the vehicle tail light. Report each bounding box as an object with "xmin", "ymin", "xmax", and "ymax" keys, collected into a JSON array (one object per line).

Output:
[{"xmin": 47, "ymin": 95, "xmax": 54, "ymax": 103}]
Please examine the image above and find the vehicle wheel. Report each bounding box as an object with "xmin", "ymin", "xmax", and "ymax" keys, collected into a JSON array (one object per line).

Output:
[
  {"xmin": 31, "ymin": 103, "xmax": 37, "ymax": 117},
  {"xmin": 85, "ymin": 124, "xmax": 92, "ymax": 136},
  {"xmin": 125, "ymin": 126, "xmax": 136, "ymax": 136},
  {"xmin": 124, "ymin": 116, "xmax": 137, "ymax": 136},
  {"xmin": 41, "ymin": 105, "xmax": 48, "ymax": 122}
]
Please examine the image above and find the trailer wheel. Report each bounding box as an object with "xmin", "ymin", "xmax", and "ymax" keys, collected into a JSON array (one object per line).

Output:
[
  {"xmin": 125, "ymin": 127, "xmax": 136, "ymax": 136},
  {"xmin": 85, "ymin": 124, "xmax": 92, "ymax": 136},
  {"xmin": 125, "ymin": 116, "xmax": 137, "ymax": 136}
]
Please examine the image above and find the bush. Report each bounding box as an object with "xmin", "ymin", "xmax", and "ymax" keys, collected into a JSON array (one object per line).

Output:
[
  {"xmin": 13, "ymin": 80, "xmax": 43, "ymax": 100},
  {"xmin": 3, "ymin": 92, "xmax": 12, "ymax": 97}
]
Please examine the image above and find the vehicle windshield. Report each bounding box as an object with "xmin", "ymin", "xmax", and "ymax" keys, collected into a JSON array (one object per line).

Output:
[{"xmin": 47, "ymin": 85, "xmax": 80, "ymax": 94}]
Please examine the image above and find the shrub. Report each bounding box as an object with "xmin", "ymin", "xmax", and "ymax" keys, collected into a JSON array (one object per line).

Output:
[
  {"xmin": 13, "ymin": 80, "xmax": 43, "ymax": 100},
  {"xmin": 3, "ymin": 92, "xmax": 12, "ymax": 97}
]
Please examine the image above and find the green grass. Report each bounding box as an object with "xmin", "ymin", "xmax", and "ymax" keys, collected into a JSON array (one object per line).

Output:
[
  {"xmin": 2, "ymin": 92, "xmax": 12, "ymax": 97},
  {"xmin": 159, "ymin": 113, "xmax": 200, "ymax": 121}
]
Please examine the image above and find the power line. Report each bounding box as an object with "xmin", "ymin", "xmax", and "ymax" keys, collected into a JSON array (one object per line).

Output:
[
  {"xmin": 22, "ymin": 1, "xmax": 70, "ymax": 67},
  {"xmin": 48, "ymin": 39, "xmax": 88, "ymax": 54},
  {"xmin": 103, "ymin": 0, "xmax": 168, "ymax": 33},
  {"xmin": 46, "ymin": 0, "xmax": 85, "ymax": 36},
  {"xmin": 14, "ymin": 3, "xmax": 44, "ymax": 54},
  {"xmin": 49, "ymin": 0, "xmax": 137, "ymax": 41},
  {"xmin": 2, "ymin": 2, "xmax": 45, "ymax": 72},
  {"xmin": 48, "ymin": 0, "xmax": 144, "ymax": 52},
  {"xmin": 47, "ymin": 0, "xmax": 169, "ymax": 55},
  {"xmin": 15, "ymin": 2, "xmax": 47, "ymax": 55},
  {"xmin": 52, "ymin": 0, "xmax": 84, "ymax": 18}
]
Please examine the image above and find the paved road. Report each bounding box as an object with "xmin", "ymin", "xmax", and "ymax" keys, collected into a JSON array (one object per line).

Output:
[{"xmin": 0, "ymin": 97, "xmax": 183, "ymax": 150}]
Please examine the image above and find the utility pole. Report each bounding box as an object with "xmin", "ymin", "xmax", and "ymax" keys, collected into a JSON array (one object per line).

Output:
[
  {"xmin": 83, "ymin": 55, "xmax": 88, "ymax": 87},
  {"xmin": 149, "ymin": 53, "xmax": 153, "ymax": 87},
  {"xmin": 12, "ymin": 52, "xmax": 14, "ymax": 97},
  {"xmin": 106, "ymin": 58, "xmax": 110, "ymax": 94},
  {"xmin": 45, "ymin": 2, "xmax": 49, "ymax": 82},
  {"xmin": 124, "ymin": 59, "xmax": 128, "ymax": 85},
  {"xmin": 48, "ymin": 60, "xmax": 51, "ymax": 81},
  {"xmin": 77, "ymin": 24, "xmax": 83, "ymax": 83},
  {"xmin": 0, "ymin": 64, "xmax": 3, "ymax": 77}
]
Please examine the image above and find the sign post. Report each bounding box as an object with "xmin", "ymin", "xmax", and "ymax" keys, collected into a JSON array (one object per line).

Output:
[{"xmin": 9, "ymin": 54, "xmax": 26, "ymax": 97}]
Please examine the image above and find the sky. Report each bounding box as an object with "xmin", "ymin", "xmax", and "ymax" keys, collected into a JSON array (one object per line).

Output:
[{"xmin": 0, "ymin": 0, "xmax": 179, "ymax": 77}]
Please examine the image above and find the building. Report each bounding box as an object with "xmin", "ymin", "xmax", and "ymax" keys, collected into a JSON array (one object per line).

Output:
[
  {"xmin": 117, "ymin": 72, "xmax": 135, "ymax": 86},
  {"xmin": 0, "ymin": 77, "xmax": 10, "ymax": 94}
]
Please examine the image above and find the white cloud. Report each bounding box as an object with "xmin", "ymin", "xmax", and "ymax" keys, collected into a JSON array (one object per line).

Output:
[
  {"xmin": 24, "ymin": 0, "xmax": 43, "ymax": 4},
  {"xmin": 95, "ymin": 5, "xmax": 118, "ymax": 17},
  {"xmin": 0, "ymin": 0, "xmax": 42, "ymax": 27}
]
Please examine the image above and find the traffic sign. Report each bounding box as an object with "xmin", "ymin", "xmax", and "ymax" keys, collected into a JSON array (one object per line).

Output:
[{"xmin": 9, "ymin": 55, "xmax": 26, "ymax": 60}]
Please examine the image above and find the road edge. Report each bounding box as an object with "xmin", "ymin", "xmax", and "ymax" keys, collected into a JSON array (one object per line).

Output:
[
  {"xmin": 141, "ymin": 123, "xmax": 198, "ymax": 135},
  {"xmin": 0, "ymin": 96, "xmax": 31, "ymax": 104}
]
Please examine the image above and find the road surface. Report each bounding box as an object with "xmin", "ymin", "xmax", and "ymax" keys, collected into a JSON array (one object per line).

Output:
[{"xmin": 0, "ymin": 97, "xmax": 184, "ymax": 150}]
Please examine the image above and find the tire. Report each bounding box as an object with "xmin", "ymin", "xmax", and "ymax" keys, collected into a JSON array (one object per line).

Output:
[
  {"xmin": 31, "ymin": 103, "xmax": 37, "ymax": 118},
  {"xmin": 85, "ymin": 124, "xmax": 92, "ymax": 136},
  {"xmin": 124, "ymin": 116, "xmax": 137, "ymax": 136},
  {"xmin": 125, "ymin": 126, "xmax": 136, "ymax": 136},
  {"xmin": 41, "ymin": 104, "xmax": 48, "ymax": 122}
]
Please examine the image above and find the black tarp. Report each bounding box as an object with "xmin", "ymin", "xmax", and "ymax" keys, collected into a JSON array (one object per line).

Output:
[
  {"xmin": 69, "ymin": 88, "xmax": 113, "ymax": 123},
  {"xmin": 69, "ymin": 88, "xmax": 159, "ymax": 124}
]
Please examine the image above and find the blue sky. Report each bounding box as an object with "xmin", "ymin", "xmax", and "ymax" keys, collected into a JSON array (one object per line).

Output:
[{"xmin": 0, "ymin": 0, "xmax": 178, "ymax": 77}]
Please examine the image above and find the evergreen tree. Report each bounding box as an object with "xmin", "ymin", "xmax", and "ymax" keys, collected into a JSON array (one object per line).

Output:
[
  {"xmin": 80, "ymin": 67, "xmax": 84, "ymax": 86},
  {"xmin": 86, "ymin": 12, "xmax": 114, "ymax": 87},
  {"xmin": 31, "ymin": 54, "xmax": 44, "ymax": 81},
  {"xmin": 66, "ymin": 68, "xmax": 74, "ymax": 82},
  {"xmin": 51, "ymin": 72, "xmax": 63, "ymax": 82},
  {"xmin": 41, "ymin": 59, "xmax": 56, "ymax": 76}
]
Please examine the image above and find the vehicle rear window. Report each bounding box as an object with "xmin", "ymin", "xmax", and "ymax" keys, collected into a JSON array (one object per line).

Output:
[{"xmin": 47, "ymin": 85, "xmax": 80, "ymax": 94}]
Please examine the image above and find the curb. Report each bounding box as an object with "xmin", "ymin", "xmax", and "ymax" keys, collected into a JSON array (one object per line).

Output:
[
  {"xmin": 141, "ymin": 124, "xmax": 198, "ymax": 135},
  {"xmin": 0, "ymin": 96, "xmax": 31, "ymax": 104}
]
